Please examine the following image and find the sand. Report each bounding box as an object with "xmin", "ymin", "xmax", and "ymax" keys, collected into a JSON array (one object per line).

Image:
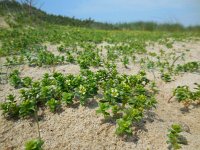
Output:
[{"xmin": 0, "ymin": 17, "xmax": 9, "ymax": 29}]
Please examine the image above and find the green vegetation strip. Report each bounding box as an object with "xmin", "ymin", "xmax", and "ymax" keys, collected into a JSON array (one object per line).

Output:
[{"xmin": 1, "ymin": 65, "xmax": 157, "ymax": 136}]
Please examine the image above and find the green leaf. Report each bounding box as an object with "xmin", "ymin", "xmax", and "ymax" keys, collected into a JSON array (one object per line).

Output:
[{"xmin": 62, "ymin": 92, "xmax": 74, "ymax": 105}]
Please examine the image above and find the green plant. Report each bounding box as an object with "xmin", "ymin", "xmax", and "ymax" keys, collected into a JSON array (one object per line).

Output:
[
  {"xmin": 173, "ymin": 84, "xmax": 200, "ymax": 108},
  {"xmin": 0, "ymin": 94, "xmax": 20, "ymax": 118},
  {"xmin": 166, "ymin": 42, "xmax": 173, "ymax": 49},
  {"xmin": 66, "ymin": 52, "xmax": 75, "ymax": 63},
  {"xmin": 116, "ymin": 108, "xmax": 143, "ymax": 135},
  {"xmin": 5, "ymin": 55, "xmax": 25, "ymax": 66},
  {"xmin": 161, "ymin": 73, "xmax": 172, "ymax": 82},
  {"xmin": 121, "ymin": 56, "xmax": 129, "ymax": 68},
  {"xmin": 167, "ymin": 124, "xmax": 188, "ymax": 150},
  {"xmin": 97, "ymin": 70, "xmax": 156, "ymax": 136},
  {"xmin": 22, "ymin": 77, "xmax": 33, "ymax": 88},
  {"xmin": 2, "ymin": 64, "xmax": 157, "ymax": 138},
  {"xmin": 25, "ymin": 138, "xmax": 44, "ymax": 150},
  {"xmin": 176, "ymin": 61, "xmax": 200, "ymax": 73},
  {"xmin": 8, "ymin": 70, "xmax": 33, "ymax": 88},
  {"xmin": 149, "ymin": 81, "xmax": 159, "ymax": 94},
  {"xmin": 77, "ymin": 47, "xmax": 102, "ymax": 69},
  {"xmin": 173, "ymin": 86, "xmax": 191, "ymax": 108},
  {"xmin": 46, "ymin": 98, "xmax": 60, "ymax": 112},
  {"xmin": 96, "ymin": 102, "xmax": 110, "ymax": 118},
  {"xmin": 192, "ymin": 83, "xmax": 200, "ymax": 102},
  {"xmin": 76, "ymin": 84, "xmax": 88, "ymax": 105},
  {"xmin": 19, "ymin": 100, "xmax": 36, "ymax": 118},
  {"xmin": 28, "ymin": 49, "xmax": 65, "ymax": 67},
  {"xmin": 173, "ymin": 86, "xmax": 190, "ymax": 102},
  {"xmin": 62, "ymin": 92, "xmax": 74, "ymax": 105},
  {"xmin": 58, "ymin": 45, "xmax": 66, "ymax": 52},
  {"xmin": 8, "ymin": 69, "xmax": 22, "ymax": 88},
  {"xmin": 116, "ymin": 118, "xmax": 132, "ymax": 135},
  {"xmin": 77, "ymin": 58, "xmax": 89, "ymax": 69}
]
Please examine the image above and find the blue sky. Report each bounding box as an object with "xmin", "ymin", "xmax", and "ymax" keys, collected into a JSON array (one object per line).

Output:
[{"xmin": 29, "ymin": 0, "xmax": 200, "ymax": 26}]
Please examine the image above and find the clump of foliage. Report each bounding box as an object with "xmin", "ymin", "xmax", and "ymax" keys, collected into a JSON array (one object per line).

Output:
[
  {"xmin": 66, "ymin": 51, "xmax": 75, "ymax": 63},
  {"xmin": 25, "ymin": 138, "xmax": 44, "ymax": 150},
  {"xmin": 1, "ymin": 69, "xmax": 99, "ymax": 117},
  {"xmin": 5, "ymin": 55, "xmax": 25, "ymax": 66},
  {"xmin": 173, "ymin": 83, "xmax": 200, "ymax": 108},
  {"xmin": 19, "ymin": 99, "xmax": 36, "ymax": 118},
  {"xmin": 176, "ymin": 61, "xmax": 200, "ymax": 73},
  {"xmin": 161, "ymin": 73, "xmax": 172, "ymax": 82},
  {"xmin": 8, "ymin": 70, "xmax": 22, "ymax": 88},
  {"xmin": 77, "ymin": 45, "xmax": 102, "ymax": 69},
  {"xmin": 28, "ymin": 49, "xmax": 65, "ymax": 67},
  {"xmin": 46, "ymin": 98, "xmax": 60, "ymax": 112},
  {"xmin": 167, "ymin": 124, "xmax": 188, "ymax": 150},
  {"xmin": 8, "ymin": 70, "xmax": 32, "ymax": 88},
  {"xmin": 62, "ymin": 92, "xmax": 74, "ymax": 105},
  {"xmin": 0, "ymin": 94, "xmax": 20, "ymax": 118},
  {"xmin": 140, "ymin": 51, "xmax": 186, "ymax": 82},
  {"xmin": 1, "ymin": 64, "xmax": 157, "ymax": 137},
  {"xmin": 57, "ymin": 45, "xmax": 66, "ymax": 52},
  {"xmin": 96, "ymin": 65, "xmax": 157, "ymax": 136},
  {"xmin": 22, "ymin": 77, "xmax": 33, "ymax": 88}
]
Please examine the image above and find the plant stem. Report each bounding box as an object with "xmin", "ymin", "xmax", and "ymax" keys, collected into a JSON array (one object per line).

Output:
[
  {"xmin": 168, "ymin": 95, "xmax": 174, "ymax": 103},
  {"xmin": 34, "ymin": 108, "xmax": 41, "ymax": 139}
]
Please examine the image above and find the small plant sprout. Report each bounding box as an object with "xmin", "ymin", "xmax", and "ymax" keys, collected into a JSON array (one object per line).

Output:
[
  {"xmin": 25, "ymin": 138, "xmax": 44, "ymax": 150},
  {"xmin": 161, "ymin": 73, "xmax": 172, "ymax": 82},
  {"xmin": 167, "ymin": 124, "xmax": 188, "ymax": 150},
  {"xmin": 121, "ymin": 56, "xmax": 129, "ymax": 68}
]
